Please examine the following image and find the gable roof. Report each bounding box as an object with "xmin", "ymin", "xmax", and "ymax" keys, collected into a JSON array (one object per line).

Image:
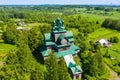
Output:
[
  {"xmin": 64, "ymin": 55, "xmax": 76, "ymax": 68},
  {"xmin": 98, "ymin": 38, "xmax": 108, "ymax": 45},
  {"xmin": 64, "ymin": 55, "xmax": 83, "ymax": 74},
  {"xmin": 70, "ymin": 66, "xmax": 83, "ymax": 75}
]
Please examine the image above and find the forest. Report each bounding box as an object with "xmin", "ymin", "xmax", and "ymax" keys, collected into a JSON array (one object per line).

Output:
[{"xmin": 0, "ymin": 5, "xmax": 120, "ymax": 80}]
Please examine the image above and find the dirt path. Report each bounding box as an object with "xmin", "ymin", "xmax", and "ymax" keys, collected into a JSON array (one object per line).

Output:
[{"xmin": 104, "ymin": 63, "xmax": 120, "ymax": 80}]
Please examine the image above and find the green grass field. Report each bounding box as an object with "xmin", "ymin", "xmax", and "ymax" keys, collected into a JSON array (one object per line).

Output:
[
  {"xmin": 0, "ymin": 43, "xmax": 16, "ymax": 61},
  {"xmin": 87, "ymin": 28, "xmax": 120, "ymax": 41}
]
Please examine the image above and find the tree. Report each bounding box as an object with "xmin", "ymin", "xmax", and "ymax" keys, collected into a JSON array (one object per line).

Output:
[
  {"xmin": 28, "ymin": 27, "xmax": 42, "ymax": 52},
  {"xmin": 30, "ymin": 63, "xmax": 45, "ymax": 80},
  {"xmin": 58, "ymin": 57, "xmax": 71, "ymax": 80},
  {"xmin": 1, "ymin": 45, "xmax": 41, "ymax": 80},
  {"xmin": 16, "ymin": 40, "xmax": 34, "ymax": 73},
  {"xmin": 0, "ymin": 51, "xmax": 22, "ymax": 80},
  {"xmin": 89, "ymin": 51, "xmax": 107, "ymax": 79},
  {"xmin": 102, "ymin": 18, "xmax": 120, "ymax": 31},
  {"xmin": 109, "ymin": 36, "xmax": 119, "ymax": 43},
  {"xmin": 45, "ymin": 52, "xmax": 59, "ymax": 80},
  {"xmin": 3, "ymin": 22, "xmax": 18, "ymax": 44}
]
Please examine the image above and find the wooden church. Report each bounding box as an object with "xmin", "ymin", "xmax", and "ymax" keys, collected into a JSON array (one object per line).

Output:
[{"xmin": 40, "ymin": 18, "xmax": 83, "ymax": 80}]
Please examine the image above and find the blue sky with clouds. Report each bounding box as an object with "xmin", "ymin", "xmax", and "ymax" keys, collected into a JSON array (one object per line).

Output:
[{"xmin": 0, "ymin": 0, "xmax": 120, "ymax": 5}]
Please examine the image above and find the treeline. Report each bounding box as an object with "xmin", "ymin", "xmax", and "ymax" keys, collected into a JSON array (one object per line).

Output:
[
  {"xmin": 0, "ymin": 5, "xmax": 119, "ymax": 23},
  {"xmin": 0, "ymin": 9, "xmax": 61, "ymax": 23},
  {"xmin": 102, "ymin": 18, "xmax": 120, "ymax": 31},
  {"xmin": 64, "ymin": 15, "xmax": 100, "ymax": 33}
]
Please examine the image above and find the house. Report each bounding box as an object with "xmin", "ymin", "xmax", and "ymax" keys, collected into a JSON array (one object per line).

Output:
[
  {"xmin": 40, "ymin": 18, "xmax": 83, "ymax": 80},
  {"xmin": 98, "ymin": 38, "xmax": 112, "ymax": 47}
]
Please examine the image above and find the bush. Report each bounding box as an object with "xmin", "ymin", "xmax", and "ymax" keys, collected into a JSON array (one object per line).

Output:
[{"xmin": 109, "ymin": 36, "xmax": 119, "ymax": 43}]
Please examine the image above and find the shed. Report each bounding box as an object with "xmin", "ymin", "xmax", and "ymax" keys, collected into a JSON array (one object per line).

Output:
[{"xmin": 98, "ymin": 38, "xmax": 111, "ymax": 47}]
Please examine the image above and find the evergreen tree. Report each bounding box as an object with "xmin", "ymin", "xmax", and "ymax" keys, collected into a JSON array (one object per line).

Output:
[
  {"xmin": 58, "ymin": 57, "xmax": 71, "ymax": 80},
  {"xmin": 89, "ymin": 51, "xmax": 107, "ymax": 79},
  {"xmin": 30, "ymin": 63, "xmax": 45, "ymax": 80},
  {"xmin": 1, "ymin": 32, "xmax": 45, "ymax": 80},
  {"xmin": 28, "ymin": 27, "xmax": 42, "ymax": 52},
  {"xmin": 16, "ymin": 40, "xmax": 34, "ymax": 73},
  {"xmin": 45, "ymin": 52, "xmax": 59, "ymax": 80}
]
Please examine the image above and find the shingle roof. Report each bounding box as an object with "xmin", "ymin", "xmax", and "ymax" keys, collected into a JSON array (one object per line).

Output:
[
  {"xmin": 41, "ymin": 45, "xmax": 79, "ymax": 58},
  {"xmin": 57, "ymin": 45, "xmax": 79, "ymax": 58},
  {"xmin": 45, "ymin": 42, "xmax": 55, "ymax": 46}
]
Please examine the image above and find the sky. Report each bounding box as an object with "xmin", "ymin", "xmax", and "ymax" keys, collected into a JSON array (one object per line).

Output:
[{"xmin": 0, "ymin": 0, "xmax": 120, "ymax": 5}]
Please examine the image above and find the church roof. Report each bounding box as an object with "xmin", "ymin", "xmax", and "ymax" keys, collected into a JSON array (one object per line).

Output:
[
  {"xmin": 64, "ymin": 55, "xmax": 76, "ymax": 67},
  {"xmin": 56, "ymin": 45, "xmax": 79, "ymax": 58},
  {"xmin": 41, "ymin": 49, "xmax": 51, "ymax": 57},
  {"xmin": 70, "ymin": 66, "xmax": 83, "ymax": 75},
  {"xmin": 66, "ymin": 31, "xmax": 73, "ymax": 38},
  {"xmin": 52, "ymin": 17, "xmax": 66, "ymax": 32},
  {"xmin": 64, "ymin": 55, "xmax": 83, "ymax": 75},
  {"xmin": 44, "ymin": 33, "xmax": 51, "ymax": 41},
  {"xmin": 41, "ymin": 45, "xmax": 79, "ymax": 58}
]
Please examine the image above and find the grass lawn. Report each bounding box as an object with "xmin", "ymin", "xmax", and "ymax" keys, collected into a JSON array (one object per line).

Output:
[
  {"xmin": 0, "ymin": 43, "xmax": 16, "ymax": 61},
  {"xmin": 87, "ymin": 28, "xmax": 120, "ymax": 41}
]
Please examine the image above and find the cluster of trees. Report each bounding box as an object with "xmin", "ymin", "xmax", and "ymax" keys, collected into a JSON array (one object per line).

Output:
[
  {"xmin": 94, "ymin": 7, "xmax": 114, "ymax": 12},
  {"xmin": 109, "ymin": 36, "xmax": 119, "ymax": 43},
  {"xmin": 93, "ymin": 6, "xmax": 120, "ymax": 12},
  {"xmin": 79, "ymin": 42, "xmax": 109, "ymax": 80},
  {"xmin": 45, "ymin": 53, "xmax": 71, "ymax": 80},
  {"xmin": 74, "ymin": 25, "xmax": 109, "ymax": 79},
  {"xmin": 1, "ymin": 21, "xmax": 44, "ymax": 79},
  {"xmin": 81, "ymin": 51, "xmax": 108, "ymax": 79},
  {"xmin": 64, "ymin": 15, "xmax": 100, "ymax": 34},
  {"xmin": 0, "ymin": 45, "xmax": 71, "ymax": 80},
  {"xmin": 102, "ymin": 18, "xmax": 120, "ymax": 31},
  {"xmin": 0, "ymin": 32, "xmax": 45, "ymax": 80},
  {"xmin": 1, "ymin": 22, "xmax": 71, "ymax": 80}
]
